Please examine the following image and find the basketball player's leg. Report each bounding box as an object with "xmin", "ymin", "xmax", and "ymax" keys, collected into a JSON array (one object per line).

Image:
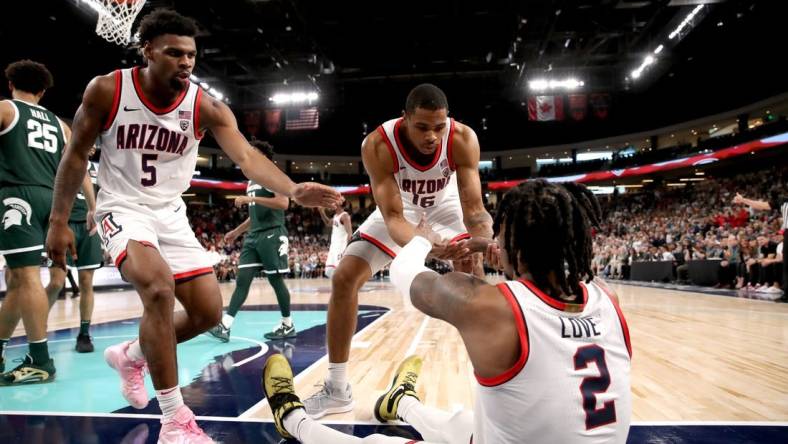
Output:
[
  {"xmin": 207, "ymin": 235, "xmax": 261, "ymax": 342},
  {"xmin": 302, "ymin": 242, "xmax": 387, "ymax": 417},
  {"xmin": 73, "ymin": 223, "xmax": 102, "ymax": 350},
  {"xmin": 259, "ymin": 226, "xmax": 295, "ymax": 339},
  {"xmin": 172, "ymin": 273, "xmax": 222, "ymax": 343},
  {"xmin": 0, "ymin": 186, "xmax": 56, "ymax": 384},
  {"xmin": 265, "ymin": 354, "xmax": 432, "ymax": 444},
  {"xmin": 119, "ymin": 240, "xmax": 179, "ymax": 388},
  {"xmin": 397, "ymin": 398, "xmax": 474, "ymax": 444},
  {"xmin": 45, "ymin": 266, "xmax": 67, "ymax": 309},
  {"xmin": 0, "ymin": 264, "xmax": 54, "ymax": 382}
]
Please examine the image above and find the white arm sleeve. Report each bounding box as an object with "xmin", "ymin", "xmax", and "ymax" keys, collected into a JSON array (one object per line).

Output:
[{"xmin": 390, "ymin": 236, "xmax": 435, "ymax": 297}]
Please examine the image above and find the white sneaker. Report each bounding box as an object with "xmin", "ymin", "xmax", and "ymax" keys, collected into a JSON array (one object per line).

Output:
[{"xmin": 303, "ymin": 382, "xmax": 354, "ymax": 419}]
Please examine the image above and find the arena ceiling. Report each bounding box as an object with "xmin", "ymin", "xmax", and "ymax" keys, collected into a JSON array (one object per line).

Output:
[{"xmin": 1, "ymin": 0, "xmax": 785, "ymax": 155}]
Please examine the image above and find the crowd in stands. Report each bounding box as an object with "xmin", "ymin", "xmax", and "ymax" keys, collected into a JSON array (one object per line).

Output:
[
  {"xmin": 186, "ymin": 200, "xmax": 377, "ymax": 281},
  {"xmin": 593, "ymin": 166, "xmax": 785, "ymax": 295}
]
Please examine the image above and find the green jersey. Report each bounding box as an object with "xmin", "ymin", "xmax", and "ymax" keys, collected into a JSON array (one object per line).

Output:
[
  {"xmin": 0, "ymin": 99, "xmax": 65, "ymax": 188},
  {"xmin": 247, "ymin": 180, "xmax": 285, "ymax": 233},
  {"xmin": 71, "ymin": 161, "xmax": 98, "ymax": 222}
]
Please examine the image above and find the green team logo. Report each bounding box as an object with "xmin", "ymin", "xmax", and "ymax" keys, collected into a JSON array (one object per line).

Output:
[
  {"xmin": 2, "ymin": 198, "xmax": 32, "ymax": 230},
  {"xmin": 278, "ymin": 236, "xmax": 289, "ymax": 257}
]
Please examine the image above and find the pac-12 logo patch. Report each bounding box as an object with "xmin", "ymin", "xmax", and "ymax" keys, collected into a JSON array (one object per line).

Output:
[{"xmin": 100, "ymin": 213, "xmax": 123, "ymax": 240}]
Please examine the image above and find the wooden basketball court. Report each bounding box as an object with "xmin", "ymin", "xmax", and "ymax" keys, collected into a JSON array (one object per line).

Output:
[{"xmin": 30, "ymin": 276, "xmax": 788, "ymax": 423}]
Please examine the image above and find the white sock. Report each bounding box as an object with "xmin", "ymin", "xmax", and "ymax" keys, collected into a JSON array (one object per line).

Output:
[
  {"xmin": 126, "ymin": 339, "xmax": 145, "ymax": 362},
  {"xmin": 282, "ymin": 316, "xmax": 292, "ymax": 327},
  {"xmin": 327, "ymin": 362, "xmax": 348, "ymax": 391},
  {"xmin": 398, "ymin": 395, "xmax": 474, "ymax": 443},
  {"xmin": 283, "ymin": 408, "xmax": 362, "ymax": 444},
  {"xmin": 222, "ymin": 313, "xmax": 235, "ymax": 329},
  {"xmin": 156, "ymin": 386, "xmax": 184, "ymax": 422}
]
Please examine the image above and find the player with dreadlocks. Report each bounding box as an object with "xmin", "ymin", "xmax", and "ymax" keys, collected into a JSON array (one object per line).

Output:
[{"xmin": 261, "ymin": 180, "xmax": 632, "ymax": 444}]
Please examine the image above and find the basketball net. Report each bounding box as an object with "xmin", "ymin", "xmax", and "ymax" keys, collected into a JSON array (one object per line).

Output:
[{"xmin": 93, "ymin": 0, "xmax": 147, "ymax": 46}]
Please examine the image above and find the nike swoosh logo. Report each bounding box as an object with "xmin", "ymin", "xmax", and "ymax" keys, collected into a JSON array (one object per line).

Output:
[
  {"xmin": 174, "ymin": 206, "xmax": 182, "ymax": 212},
  {"xmin": 266, "ymin": 234, "xmax": 275, "ymax": 239},
  {"xmin": 123, "ymin": 106, "xmax": 140, "ymax": 112}
]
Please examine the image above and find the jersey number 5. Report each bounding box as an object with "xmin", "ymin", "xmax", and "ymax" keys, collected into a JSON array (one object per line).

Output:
[
  {"xmin": 574, "ymin": 344, "xmax": 616, "ymax": 430},
  {"xmin": 141, "ymin": 154, "xmax": 157, "ymax": 186}
]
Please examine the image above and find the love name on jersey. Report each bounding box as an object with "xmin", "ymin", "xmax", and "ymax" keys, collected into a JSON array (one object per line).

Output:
[
  {"xmin": 560, "ymin": 316, "xmax": 601, "ymax": 339},
  {"xmin": 115, "ymin": 124, "xmax": 188, "ymax": 155}
]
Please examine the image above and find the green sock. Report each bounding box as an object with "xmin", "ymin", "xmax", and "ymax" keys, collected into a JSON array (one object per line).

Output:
[
  {"xmin": 29, "ymin": 341, "xmax": 50, "ymax": 365},
  {"xmin": 227, "ymin": 267, "xmax": 257, "ymax": 317},
  {"xmin": 268, "ymin": 273, "xmax": 291, "ymax": 318},
  {"xmin": 79, "ymin": 320, "xmax": 91, "ymax": 336}
]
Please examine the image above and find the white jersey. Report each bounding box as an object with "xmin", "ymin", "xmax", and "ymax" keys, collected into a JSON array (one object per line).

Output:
[
  {"xmin": 96, "ymin": 67, "xmax": 204, "ymax": 207},
  {"xmin": 326, "ymin": 212, "xmax": 349, "ymax": 269},
  {"xmin": 378, "ymin": 117, "xmax": 458, "ymax": 211},
  {"xmin": 474, "ymin": 279, "xmax": 632, "ymax": 444}
]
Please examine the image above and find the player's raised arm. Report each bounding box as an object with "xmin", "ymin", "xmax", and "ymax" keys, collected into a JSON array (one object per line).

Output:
[
  {"xmin": 361, "ymin": 131, "xmax": 416, "ymax": 247},
  {"xmin": 200, "ymin": 94, "xmax": 342, "ymax": 208},
  {"xmin": 389, "ymin": 219, "xmax": 517, "ymax": 378},
  {"xmin": 47, "ymin": 74, "xmax": 114, "ymax": 268},
  {"xmin": 452, "ymin": 123, "xmax": 493, "ymax": 240}
]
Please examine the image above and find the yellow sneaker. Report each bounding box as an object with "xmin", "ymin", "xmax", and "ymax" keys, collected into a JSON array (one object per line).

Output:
[
  {"xmin": 374, "ymin": 355, "xmax": 422, "ymax": 422},
  {"xmin": 262, "ymin": 354, "xmax": 304, "ymax": 440}
]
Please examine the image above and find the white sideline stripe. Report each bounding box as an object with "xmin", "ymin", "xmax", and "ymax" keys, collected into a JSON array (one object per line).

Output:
[
  {"xmin": 8, "ymin": 334, "xmax": 268, "ymax": 370},
  {"xmin": 405, "ymin": 316, "xmax": 429, "ymax": 357},
  {"xmin": 238, "ymin": 309, "xmax": 393, "ymax": 419},
  {"xmin": 5, "ymin": 335, "xmax": 136, "ymax": 349},
  {"xmin": 0, "ymin": 412, "xmax": 785, "ymax": 428}
]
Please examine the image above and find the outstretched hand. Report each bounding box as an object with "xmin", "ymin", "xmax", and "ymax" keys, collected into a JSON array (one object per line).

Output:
[
  {"xmin": 292, "ymin": 182, "xmax": 344, "ymax": 209},
  {"xmin": 732, "ymin": 193, "xmax": 744, "ymax": 205}
]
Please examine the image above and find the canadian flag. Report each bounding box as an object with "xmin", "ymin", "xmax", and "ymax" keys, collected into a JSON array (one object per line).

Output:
[{"xmin": 528, "ymin": 95, "xmax": 564, "ymax": 121}]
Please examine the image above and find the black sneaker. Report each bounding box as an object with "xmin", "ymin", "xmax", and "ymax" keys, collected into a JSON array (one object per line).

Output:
[
  {"xmin": 264, "ymin": 323, "xmax": 296, "ymax": 340},
  {"xmin": 76, "ymin": 334, "xmax": 94, "ymax": 353},
  {"xmin": 0, "ymin": 355, "xmax": 56, "ymax": 386}
]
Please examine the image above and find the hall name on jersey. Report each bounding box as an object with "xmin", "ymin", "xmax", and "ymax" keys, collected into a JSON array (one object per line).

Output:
[
  {"xmin": 30, "ymin": 109, "xmax": 52, "ymax": 122},
  {"xmin": 115, "ymin": 124, "xmax": 189, "ymax": 155},
  {"xmin": 401, "ymin": 177, "xmax": 449, "ymax": 195},
  {"xmin": 560, "ymin": 316, "xmax": 602, "ymax": 339}
]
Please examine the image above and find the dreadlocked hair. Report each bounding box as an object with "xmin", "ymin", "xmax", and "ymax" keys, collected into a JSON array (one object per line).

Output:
[{"xmin": 492, "ymin": 180, "xmax": 603, "ymax": 300}]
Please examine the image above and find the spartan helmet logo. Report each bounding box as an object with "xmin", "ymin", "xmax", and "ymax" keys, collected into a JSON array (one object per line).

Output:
[
  {"xmin": 278, "ymin": 236, "xmax": 289, "ymax": 257},
  {"xmin": 2, "ymin": 198, "xmax": 32, "ymax": 230}
]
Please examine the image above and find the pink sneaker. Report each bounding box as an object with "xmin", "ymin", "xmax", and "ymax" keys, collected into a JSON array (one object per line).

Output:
[
  {"xmin": 104, "ymin": 340, "xmax": 150, "ymax": 409},
  {"xmin": 158, "ymin": 405, "xmax": 214, "ymax": 443}
]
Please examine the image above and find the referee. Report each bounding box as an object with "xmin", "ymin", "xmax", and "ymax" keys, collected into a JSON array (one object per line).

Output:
[{"xmin": 734, "ymin": 188, "xmax": 787, "ymax": 302}]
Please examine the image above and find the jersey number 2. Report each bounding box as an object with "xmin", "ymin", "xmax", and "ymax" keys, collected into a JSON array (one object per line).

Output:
[
  {"xmin": 141, "ymin": 154, "xmax": 157, "ymax": 186},
  {"xmin": 574, "ymin": 344, "xmax": 616, "ymax": 430}
]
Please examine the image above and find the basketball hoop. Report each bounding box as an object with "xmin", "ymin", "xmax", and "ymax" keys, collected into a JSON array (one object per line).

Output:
[{"xmin": 93, "ymin": 0, "xmax": 147, "ymax": 47}]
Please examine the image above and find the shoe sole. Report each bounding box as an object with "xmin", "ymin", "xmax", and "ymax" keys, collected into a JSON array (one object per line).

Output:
[
  {"xmin": 264, "ymin": 331, "xmax": 297, "ymax": 340},
  {"xmin": 374, "ymin": 371, "xmax": 401, "ymax": 423},
  {"xmin": 0, "ymin": 375, "xmax": 56, "ymax": 386},
  {"xmin": 307, "ymin": 401, "xmax": 355, "ymax": 420}
]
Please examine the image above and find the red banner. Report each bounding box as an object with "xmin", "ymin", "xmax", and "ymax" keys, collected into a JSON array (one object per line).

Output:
[{"xmin": 568, "ymin": 94, "xmax": 588, "ymax": 121}]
